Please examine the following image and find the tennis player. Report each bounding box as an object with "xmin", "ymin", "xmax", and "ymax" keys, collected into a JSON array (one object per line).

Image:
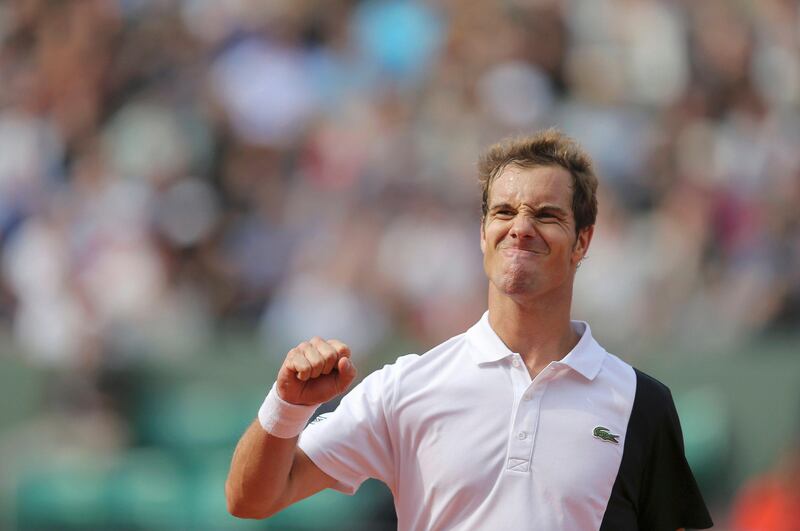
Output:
[{"xmin": 226, "ymin": 130, "xmax": 713, "ymax": 530}]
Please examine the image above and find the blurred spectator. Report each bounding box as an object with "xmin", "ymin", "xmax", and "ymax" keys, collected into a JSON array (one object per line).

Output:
[
  {"xmin": 1, "ymin": 0, "xmax": 799, "ymax": 529},
  {"xmin": 730, "ymin": 441, "xmax": 800, "ymax": 531},
  {"xmin": 0, "ymin": 0, "xmax": 797, "ymax": 376}
]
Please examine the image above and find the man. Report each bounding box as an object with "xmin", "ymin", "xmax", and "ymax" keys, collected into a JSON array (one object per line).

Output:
[{"xmin": 226, "ymin": 130, "xmax": 714, "ymax": 530}]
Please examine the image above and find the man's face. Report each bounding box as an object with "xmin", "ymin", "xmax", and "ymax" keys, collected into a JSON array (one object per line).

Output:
[{"xmin": 480, "ymin": 164, "xmax": 593, "ymax": 300}]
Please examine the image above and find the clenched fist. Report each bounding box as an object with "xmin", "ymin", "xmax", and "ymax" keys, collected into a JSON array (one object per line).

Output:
[{"xmin": 276, "ymin": 337, "xmax": 357, "ymax": 406}]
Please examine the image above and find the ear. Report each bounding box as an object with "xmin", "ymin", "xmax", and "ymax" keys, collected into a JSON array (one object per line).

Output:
[
  {"xmin": 480, "ymin": 218, "xmax": 487, "ymax": 255},
  {"xmin": 571, "ymin": 225, "xmax": 594, "ymax": 266}
]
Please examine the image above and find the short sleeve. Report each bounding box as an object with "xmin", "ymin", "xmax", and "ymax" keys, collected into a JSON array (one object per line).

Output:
[
  {"xmin": 298, "ymin": 365, "xmax": 396, "ymax": 495},
  {"xmin": 637, "ymin": 385, "xmax": 714, "ymax": 530},
  {"xmin": 600, "ymin": 369, "xmax": 713, "ymax": 531}
]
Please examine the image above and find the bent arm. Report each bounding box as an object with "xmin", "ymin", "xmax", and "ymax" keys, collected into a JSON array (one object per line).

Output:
[
  {"xmin": 225, "ymin": 419, "xmax": 338, "ymax": 519},
  {"xmin": 226, "ymin": 338, "xmax": 357, "ymax": 518}
]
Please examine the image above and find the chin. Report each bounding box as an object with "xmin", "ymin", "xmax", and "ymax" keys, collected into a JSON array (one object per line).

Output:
[{"xmin": 493, "ymin": 273, "xmax": 539, "ymax": 297}]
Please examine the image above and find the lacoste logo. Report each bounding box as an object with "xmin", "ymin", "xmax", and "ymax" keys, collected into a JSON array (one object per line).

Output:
[{"xmin": 593, "ymin": 426, "xmax": 620, "ymax": 444}]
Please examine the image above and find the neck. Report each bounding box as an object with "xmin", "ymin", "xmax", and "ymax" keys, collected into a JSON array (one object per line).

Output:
[{"xmin": 487, "ymin": 285, "xmax": 579, "ymax": 378}]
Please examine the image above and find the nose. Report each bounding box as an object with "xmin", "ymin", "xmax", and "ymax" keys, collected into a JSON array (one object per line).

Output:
[{"xmin": 509, "ymin": 213, "xmax": 536, "ymax": 240}]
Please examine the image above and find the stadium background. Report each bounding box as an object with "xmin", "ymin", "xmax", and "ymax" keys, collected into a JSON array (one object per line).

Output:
[{"xmin": 0, "ymin": 0, "xmax": 799, "ymax": 529}]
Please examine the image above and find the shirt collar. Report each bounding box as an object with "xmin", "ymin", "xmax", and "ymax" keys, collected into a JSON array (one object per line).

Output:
[{"xmin": 465, "ymin": 311, "xmax": 605, "ymax": 380}]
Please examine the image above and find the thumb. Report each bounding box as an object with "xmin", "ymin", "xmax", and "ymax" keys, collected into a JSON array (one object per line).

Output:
[{"xmin": 336, "ymin": 356, "xmax": 357, "ymax": 391}]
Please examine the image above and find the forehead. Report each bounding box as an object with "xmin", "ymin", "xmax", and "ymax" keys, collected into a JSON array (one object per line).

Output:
[{"xmin": 488, "ymin": 164, "xmax": 573, "ymax": 208}]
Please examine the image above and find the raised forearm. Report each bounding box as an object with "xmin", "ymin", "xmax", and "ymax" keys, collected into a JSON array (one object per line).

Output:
[
  {"xmin": 226, "ymin": 337, "xmax": 357, "ymax": 519},
  {"xmin": 225, "ymin": 420, "xmax": 298, "ymax": 518}
]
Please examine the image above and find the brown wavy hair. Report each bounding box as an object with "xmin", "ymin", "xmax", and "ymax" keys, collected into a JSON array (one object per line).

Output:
[{"xmin": 478, "ymin": 129, "xmax": 598, "ymax": 235}]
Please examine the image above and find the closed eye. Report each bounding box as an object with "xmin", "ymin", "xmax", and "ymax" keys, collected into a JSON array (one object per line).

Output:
[{"xmin": 537, "ymin": 209, "xmax": 567, "ymax": 221}]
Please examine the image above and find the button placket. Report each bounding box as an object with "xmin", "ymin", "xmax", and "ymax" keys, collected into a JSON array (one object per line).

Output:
[{"xmin": 506, "ymin": 357, "xmax": 544, "ymax": 473}]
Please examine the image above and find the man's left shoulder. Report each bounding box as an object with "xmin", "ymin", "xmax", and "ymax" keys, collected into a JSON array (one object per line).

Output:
[
  {"xmin": 598, "ymin": 346, "xmax": 675, "ymax": 409},
  {"xmin": 621, "ymin": 366, "xmax": 687, "ymax": 443},
  {"xmin": 630, "ymin": 367, "xmax": 678, "ymax": 411}
]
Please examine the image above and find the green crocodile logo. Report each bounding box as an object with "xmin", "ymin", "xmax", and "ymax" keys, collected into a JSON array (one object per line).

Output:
[{"xmin": 593, "ymin": 426, "xmax": 620, "ymax": 444}]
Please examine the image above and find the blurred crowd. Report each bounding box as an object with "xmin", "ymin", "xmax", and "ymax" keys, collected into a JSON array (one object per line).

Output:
[
  {"xmin": 1, "ymin": 0, "xmax": 800, "ymax": 528},
  {"xmin": 1, "ymin": 0, "xmax": 799, "ymax": 366}
]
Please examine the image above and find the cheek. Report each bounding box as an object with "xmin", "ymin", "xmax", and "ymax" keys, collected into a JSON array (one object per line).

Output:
[
  {"xmin": 482, "ymin": 223, "xmax": 503, "ymax": 251},
  {"xmin": 538, "ymin": 231, "xmax": 575, "ymax": 263}
]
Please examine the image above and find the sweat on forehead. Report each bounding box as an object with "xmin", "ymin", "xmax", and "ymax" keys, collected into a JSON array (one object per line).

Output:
[{"xmin": 487, "ymin": 165, "xmax": 573, "ymax": 204}]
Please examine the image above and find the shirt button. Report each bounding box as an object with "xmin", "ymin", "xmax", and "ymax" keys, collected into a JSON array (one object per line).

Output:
[
  {"xmin": 523, "ymin": 393, "xmax": 532, "ymax": 401},
  {"xmin": 511, "ymin": 358, "xmax": 521, "ymax": 368},
  {"xmin": 517, "ymin": 431, "xmax": 528, "ymax": 440}
]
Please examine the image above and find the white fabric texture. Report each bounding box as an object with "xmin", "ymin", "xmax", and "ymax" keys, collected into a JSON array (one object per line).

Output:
[{"xmin": 298, "ymin": 312, "xmax": 637, "ymax": 530}]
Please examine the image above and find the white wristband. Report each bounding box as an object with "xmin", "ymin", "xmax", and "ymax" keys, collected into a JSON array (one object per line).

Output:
[{"xmin": 258, "ymin": 383, "xmax": 319, "ymax": 438}]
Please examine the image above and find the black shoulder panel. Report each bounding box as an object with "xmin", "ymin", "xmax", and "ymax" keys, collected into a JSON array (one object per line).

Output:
[{"xmin": 599, "ymin": 368, "xmax": 713, "ymax": 531}]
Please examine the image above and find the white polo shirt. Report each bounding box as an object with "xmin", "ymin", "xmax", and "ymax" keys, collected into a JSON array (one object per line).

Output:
[{"xmin": 297, "ymin": 312, "xmax": 712, "ymax": 531}]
